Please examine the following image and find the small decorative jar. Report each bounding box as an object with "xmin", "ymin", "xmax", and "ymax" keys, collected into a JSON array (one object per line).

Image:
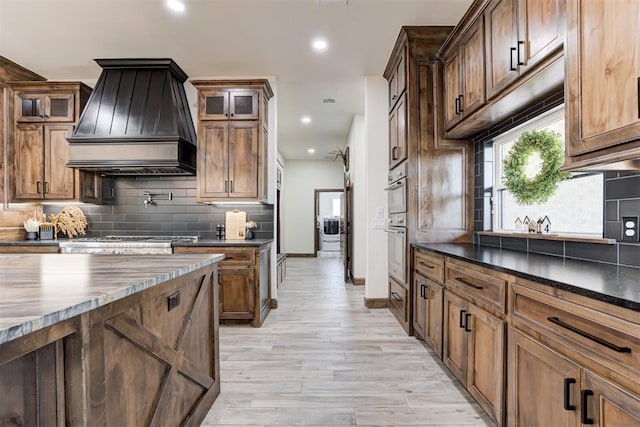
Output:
[
  {"xmin": 25, "ymin": 231, "xmax": 38, "ymax": 240},
  {"xmin": 246, "ymin": 229, "xmax": 254, "ymax": 240}
]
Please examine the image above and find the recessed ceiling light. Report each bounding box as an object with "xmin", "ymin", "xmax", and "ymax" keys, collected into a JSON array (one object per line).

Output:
[
  {"xmin": 308, "ymin": 148, "xmax": 316, "ymax": 154},
  {"xmin": 301, "ymin": 116, "xmax": 312, "ymax": 124},
  {"xmin": 167, "ymin": 0, "xmax": 185, "ymax": 12},
  {"xmin": 312, "ymin": 38, "xmax": 328, "ymax": 52}
]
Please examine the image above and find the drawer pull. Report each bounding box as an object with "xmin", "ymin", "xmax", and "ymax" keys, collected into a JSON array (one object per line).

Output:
[
  {"xmin": 420, "ymin": 283, "xmax": 425, "ymax": 299},
  {"xmin": 464, "ymin": 313, "xmax": 472, "ymax": 332},
  {"xmin": 581, "ymin": 390, "xmax": 594, "ymax": 424},
  {"xmin": 418, "ymin": 262, "xmax": 434, "ymax": 269},
  {"xmin": 547, "ymin": 317, "xmax": 632, "ymax": 353},
  {"xmin": 454, "ymin": 277, "xmax": 484, "ymax": 290},
  {"xmin": 459, "ymin": 309, "xmax": 467, "ymax": 328},
  {"xmin": 563, "ymin": 378, "xmax": 576, "ymax": 411},
  {"xmin": 391, "ymin": 291, "xmax": 402, "ymax": 302}
]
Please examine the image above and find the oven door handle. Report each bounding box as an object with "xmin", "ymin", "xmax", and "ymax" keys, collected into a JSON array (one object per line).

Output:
[
  {"xmin": 384, "ymin": 178, "xmax": 406, "ymax": 191},
  {"xmin": 384, "ymin": 228, "xmax": 405, "ymax": 234}
]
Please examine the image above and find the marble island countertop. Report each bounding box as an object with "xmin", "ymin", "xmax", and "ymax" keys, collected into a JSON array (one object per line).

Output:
[
  {"xmin": 413, "ymin": 243, "xmax": 640, "ymax": 312},
  {"xmin": 0, "ymin": 253, "xmax": 224, "ymax": 345}
]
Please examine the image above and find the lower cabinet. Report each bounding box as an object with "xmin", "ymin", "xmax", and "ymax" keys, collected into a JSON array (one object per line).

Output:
[
  {"xmin": 443, "ymin": 290, "xmax": 505, "ymax": 425},
  {"xmin": 508, "ymin": 328, "xmax": 640, "ymax": 426},
  {"xmin": 0, "ymin": 245, "xmax": 59, "ymax": 253},
  {"xmin": 389, "ymin": 277, "xmax": 411, "ymax": 334},
  {"xmin": 173, "ymin": 243, "xmax": 272, "ymax": 327}
]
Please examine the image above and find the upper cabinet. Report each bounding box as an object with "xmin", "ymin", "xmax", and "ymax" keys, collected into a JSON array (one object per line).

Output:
[
  {"xmin": 443, "ymin": 16, "xmax": 486, "ymax": 130},
  {"xmin": 563, "ymin": 0, "xmax": 640, "ymax": 170},
  {"xmin": 438, "ymin": 0, "xmax": 565, "ymax": 138},
  {"xmin": 192, "ymin": 80, "xmax": 273, "ymax": 203},
  {"xmin": 388, "ymin": 46, "xmax": 407, "ymax": 112},
  {"xmin": 9, "ymin": 82, "xmax": 104, "ymax": 203}
]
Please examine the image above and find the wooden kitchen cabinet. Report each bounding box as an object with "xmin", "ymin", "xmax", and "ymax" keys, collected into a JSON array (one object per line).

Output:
[
  {"xmin": 192, "ymin": 80, "xmax": 272, "ymax": 203},
  {"xmin": 583, "ymin": 370, "xmax": 640, "ymax": 426},
  {"xmin": 388, "ymin": 93, "xmax": 407, "ymax": 170},
  {"xmin": 9, "ymin": 82, "xmax": 104, "ymax": 203},
  {"xmin": 443, "ymin": 16, "xmax": 486, "ymax": 131},
  {"xmin": 388, "ymin": 46, "xmax": 406, "ymax": 112},
  {"xmin": 173, "ymin": 243, "xmax": 273, "ymax": 327},
  {"xmin": 413, "ymin": 249, "xmax": 445, "ymax": 357},
  {"xmin": 485, "ymin": 0, "xmax": 564, "ymax": 99},
  {"xmin": 563, "ymin": 0, "xmax": 640, "ymax": 170}
]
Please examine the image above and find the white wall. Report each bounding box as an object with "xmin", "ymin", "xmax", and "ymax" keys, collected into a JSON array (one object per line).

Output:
[
  {"xmin": 282, "ymin": 160, "xmax": 344, "ymax": 254},
  {"xmin": 364, "ymin": 77, "xmax": 389, "ymax": 299},
  {"xmin": 347, "ymin": 114, "xmax": 366, "ymax": 280}
]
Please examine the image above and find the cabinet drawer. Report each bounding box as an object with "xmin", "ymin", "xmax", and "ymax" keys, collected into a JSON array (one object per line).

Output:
[
  {"xmin": 445, "ymin": 258, "xmax": 507, "ymax": 314},
  {"xmin": 389, "ymin": 279, "xmax": 409, "ymax": 325},
  {"xmin": 173, "ymin": 246, "xmax": 255, "ymax": 265},
  {"xmin": 414, "ymin": 249, "xmax": 444, "ymax": 283},
  {"xmin": 511, "ymin": 283, "xmax": 640, "ymax": 382}
]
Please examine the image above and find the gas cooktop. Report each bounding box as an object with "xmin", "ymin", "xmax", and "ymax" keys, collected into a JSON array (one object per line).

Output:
[{"xmin": 70, "ymin": 235, "xmax": 200, "ymax": 243}]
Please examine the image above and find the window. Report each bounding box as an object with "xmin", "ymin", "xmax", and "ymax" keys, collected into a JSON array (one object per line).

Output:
[
  {"xmin": 332, "ymin": 198, "xmax": 341, "ymax": 217},
  {"xmin": 493, "ymin": 107, "xmax": 603, "ymax": 235}
]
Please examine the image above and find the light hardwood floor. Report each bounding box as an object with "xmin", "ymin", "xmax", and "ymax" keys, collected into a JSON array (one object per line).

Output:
[{"xmin": 203, "ymin": 257, "xmax": 493, "ymax": 426}]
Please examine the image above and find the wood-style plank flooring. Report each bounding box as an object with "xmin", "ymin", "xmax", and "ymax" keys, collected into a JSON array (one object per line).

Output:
[{"xmin": 203, "ymin": 257, "xmax": 493, "ymax": 426}]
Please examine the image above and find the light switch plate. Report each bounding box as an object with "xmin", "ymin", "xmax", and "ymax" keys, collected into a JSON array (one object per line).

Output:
[{"xmin": 621, "ymin": 216, "xmax": 639, "ymax": 242}]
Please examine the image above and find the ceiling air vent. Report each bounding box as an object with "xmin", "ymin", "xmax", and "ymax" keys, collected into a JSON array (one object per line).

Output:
[
  {"xmin": 322, "ymin": 98, "xmax": 336, "ymax": 104},
  {"xmin": 317, "ymin": 0, "xmax": 348, "ymax": 5}
]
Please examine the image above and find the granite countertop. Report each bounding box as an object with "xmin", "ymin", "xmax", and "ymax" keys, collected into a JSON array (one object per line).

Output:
[
  {"xmin": 173, "ymin": 238, "xmax": 273, "ymax": 247},
  {"xmin": 0, "ymin": 239, "xmax": 63, "ymax": 246},
  {"xmin": 413, "ymin": 243, "xmax": 640, "ymax": 312},
  {"xmin": 0, "ymin": 253, "xmax": 224, "ymax": 345}
]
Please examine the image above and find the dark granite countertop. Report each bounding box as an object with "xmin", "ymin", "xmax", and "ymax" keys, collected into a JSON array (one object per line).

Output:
[
  {"xmin": 413, "ymin": 243, "xmax": 640, "ymax": 312},
  {"xmin": 0, "ymin": 239, "xmax": 63, "ymax": 246},
  {"xmin": 172, "ymin": 239, "xmax": 273, "ymax": 247}
]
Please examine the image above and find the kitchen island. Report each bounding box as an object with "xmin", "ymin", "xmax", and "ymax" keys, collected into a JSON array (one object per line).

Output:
[{"xmin": 0, "ymin": 253, "xmax": 224, "ymax": 426}]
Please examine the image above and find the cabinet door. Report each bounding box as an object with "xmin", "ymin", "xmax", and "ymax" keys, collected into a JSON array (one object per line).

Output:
[
  {"xmin": 199, "ymin": 90, "xmax": 229, "ymax": 120},
  {"xmin": 425, "ymin": 281, "xmax": 444, "ymax": 359},
  {"xmin": 461, "ymin": 17, "xmax": 487, "ymax": 115},
  {"xmin": 43, "ymin": 124, "xmax": 75, "ymax": 199},
  {"xmin": 566, "ymin": 0, "xmax": 640, "ymax": 156},
  {"xmin": 517, "ymin": 0, "xmax": 564, "ymax": 74},
  {"xmin": 229, "ymin": 91, "xmax": 259, "ymax": 120},
  {"xmin": 44, "ymin": 93, "xmax": 74, "ymax": 122},
  {"xmin": 218, "ymin": 268, "xmax": 254, "ymax": 320},
  {"xmin": 466, "ymin": 303, "xmax": 505, "ymax": 425},
  {"xmin": 583, "ymin": 370, "xmax": 640, "ymax": 427},
  {"xmin": 389, "ymin": 278, "xmax": 409, "ymax": 329},
  {"xmin": 197, "ymin": 122, "xmax": 229, "ymax": 200},
  {"xmin": 15, "ymin": 93, "xmax": 45, "ymax": 122},
  {"xmin": 388, "ymin": 47, "xmax": 406, "ymax": 111},
  {"xmin": 443, "ymin": 53, "xmax": 462, "ymax": 130},
  {"xmin": 485, "ymin": 0, "xmax": 518, "ymax": 99},
  {"xmin": 413, "ymin": 273, "xmax": 428, "ymax": 341},
  {"xmin": 443, "ymin": 291, "xmax": 467, "ymax": 385},
  {"xmin": 389, "ymin": 94, "xmax": 407, "ymax": 170},
  {"xmin": 507, "ymin": 328, "xmax": 581, "ymax": 427},
  {"xmin": 228, "ymin": 121, "xmax": 259, "ymax": 198},
  {"xmin": 78, "ymin": 171, "xmax": 102, "ymax": 204},
  {"xmin": 15, "ymin": 92, "xmax": 74, "ymax": 123},
  {"xmin": 14, "ymin": 124, "xmax": 44, "ymax": 200}
]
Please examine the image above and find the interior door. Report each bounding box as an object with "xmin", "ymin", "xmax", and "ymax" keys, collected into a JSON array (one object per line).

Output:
[{"xmin": 343, "ymin": 181, "xmax": 353, "ymax": 282}]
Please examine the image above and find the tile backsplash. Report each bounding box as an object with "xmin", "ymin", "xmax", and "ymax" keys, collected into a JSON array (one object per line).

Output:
[
  {"xmin": 472, "ymin": 89, "xmax": 640, "ymax": 268},
  {"xmin": 43, "ymin": 176, "xmax": 274, "ymax": 239}
]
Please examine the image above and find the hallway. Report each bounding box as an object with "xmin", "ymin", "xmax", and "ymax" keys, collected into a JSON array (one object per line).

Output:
[{"xmin": 203, "ymin": 257, "xmax": 492, "ymax": 426}]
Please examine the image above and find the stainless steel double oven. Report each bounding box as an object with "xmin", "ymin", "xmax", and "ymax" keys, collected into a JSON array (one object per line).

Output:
[{"xmin": 385, "ymin": 163, "xmax": 407, "ymax": 285}]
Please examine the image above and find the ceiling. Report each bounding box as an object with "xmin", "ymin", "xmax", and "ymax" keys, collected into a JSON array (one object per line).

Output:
[{"xmin": 0, "ymin": 0, "xmax": 472, "ymax": 160}]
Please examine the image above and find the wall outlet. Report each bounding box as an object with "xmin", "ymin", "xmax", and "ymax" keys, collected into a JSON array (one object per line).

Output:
[{"xmin": 621, "ymin": 216, "xmax": 639, "ymax": 242}]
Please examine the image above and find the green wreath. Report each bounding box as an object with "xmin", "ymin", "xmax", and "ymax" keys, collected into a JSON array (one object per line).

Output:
[{"xmin": 502, "ymin": 130, "xmax": 570, "ymax": 205}]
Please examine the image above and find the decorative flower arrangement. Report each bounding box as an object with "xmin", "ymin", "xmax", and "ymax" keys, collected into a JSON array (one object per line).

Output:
[
  {"xmin": 23, "ymin": 216, "xmax": 41, "ymax": 232},
  {"xmin": 50, "ymin": 206, "xmax": 88, "ymax": 238},
  {"xmin": 245, "ymin": 221, "xmax": 258, "ymax": 230}
]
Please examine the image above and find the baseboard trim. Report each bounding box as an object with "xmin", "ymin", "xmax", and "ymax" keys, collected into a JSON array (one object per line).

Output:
[
  {"xmin": 364, "ymin": 297, "xmax": 388, "ymax": 309},
  {"xmin": 286, "ymin": 253, "xmax": 315, "ymax": 258},
  {"xmin": 352, "ymin": 277, "xmax": 365, "ymax": 286},
  {"xmin": 270, "ymin": 299, "xmax": 278, "ymax": 309}
]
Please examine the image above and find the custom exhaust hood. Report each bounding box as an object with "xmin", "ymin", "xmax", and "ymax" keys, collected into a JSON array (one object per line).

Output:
[{"xmin": 66, "ymin": 58, "xmax": 197, "ymax": 175}]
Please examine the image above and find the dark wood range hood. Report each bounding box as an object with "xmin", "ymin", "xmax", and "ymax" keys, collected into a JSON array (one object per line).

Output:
[{"xmin": 66, "ymin": 58, "xmax": 197, "ymax": 175}]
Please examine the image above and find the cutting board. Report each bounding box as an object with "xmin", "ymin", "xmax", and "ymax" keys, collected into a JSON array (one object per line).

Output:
[{"xmin": 225, "ymin": 211, "xmax": 246, "ymax": 240}]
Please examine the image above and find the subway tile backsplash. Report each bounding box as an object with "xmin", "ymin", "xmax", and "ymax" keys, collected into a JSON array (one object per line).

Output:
[
  {"xmin": 43, "ymin": 176, "xmax": 274, "ymax": 239},
  {"xmin": 472, "ymin": 89, "xmax": 640, "ymax": 268}
]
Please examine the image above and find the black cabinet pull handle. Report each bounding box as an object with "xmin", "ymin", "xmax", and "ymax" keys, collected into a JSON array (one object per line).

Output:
[
  {"xmin": 454, "ymin": 96, "xmax": 460, "ymax": 115},
  {"xmin": 547, "ymin": 317, "xmax": 632, "ymax": 353},
  {"xmin": 44, "ymin": 181, "xmax": 49, "ymax": 194},
  {"xmin": 510, "ymin": 47, "xmax": 517, "ymax": 71},
  {"xmin": 581, "ymin": 390, "xmax": 594, "ymax": 424},
  {"xmin": 458, "ymin": 95, "xmax": 464, "ymax": 113},
  {"xmin": 517, "ymin": 40, "xmax": 525, "ymax": 65},
  {"xmin": 420, "ymin": 283, "xmax": 425, "ymax": 299},
  {"xmin": 464, "ymin": 313, "xmax": 472, "ymax": 332},
  {"xmin": 217, "ymin": 273, "xmax": 222, "ymax": 284},
  {"xmin": 459, "ymin": 309, "xmax": 466, "ymax": 328},
  {"xmin": 637, "ymin": 77, "xmax": 639, "ymax": 119},
  {"xmin": 224, "ymin": 180, "xmax": 228, "ymax": 193},
  {"xmin": 230, "ymin": 180, "xmax": 234, "ymax": 193},
  {"xmin": 392, "ymin": 94, "xmax": 398, "ymax": 101},
  {"xmin": 418, "ymin": 261, "xmax": 434, "ymax": 269},
  {"xmin": 391, "ymin": 291, "xmax": 402, "ymax": 302},
  {"xmin": 563, "ymin": 378, "xmax": 576, "ymax": 411},
  {"xmin": 36, "ymin": 181, "xmax": 41, "ymax": 194},
  {"xmin": 454, "ymin": 277, "xmax": 484, "ymax": 290},
  {"xmin": 392, "ymin": 146, "xmax": 398, "ymax": 161}
]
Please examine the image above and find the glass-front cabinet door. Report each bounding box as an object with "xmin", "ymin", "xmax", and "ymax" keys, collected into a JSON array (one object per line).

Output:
[
  {"xmin": 15, "ymin": 92, "xmax": 74, "ymax": 122},
  {"xmin": 230, "ymin": 90, "xmax": 258, "ymax": 120}
]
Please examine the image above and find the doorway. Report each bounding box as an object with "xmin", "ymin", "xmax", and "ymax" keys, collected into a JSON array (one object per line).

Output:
[{"xmin": 314, "ymin": 189, "xmax": 343, "ymax": 258}]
